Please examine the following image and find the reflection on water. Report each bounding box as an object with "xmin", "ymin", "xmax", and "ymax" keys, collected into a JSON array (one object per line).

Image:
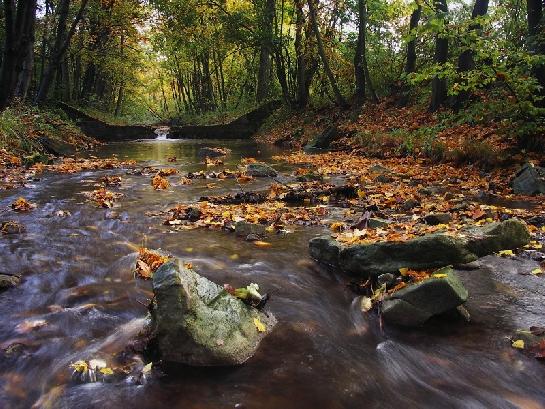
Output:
[{"xmin": 0, "ymin": 140, "xmax": 544, "ymax": 408}]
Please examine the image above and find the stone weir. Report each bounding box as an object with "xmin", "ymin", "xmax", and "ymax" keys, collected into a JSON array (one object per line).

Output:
[{"xmin": 59, "ymin": 100, "xmax": 281, "ymax": 141}]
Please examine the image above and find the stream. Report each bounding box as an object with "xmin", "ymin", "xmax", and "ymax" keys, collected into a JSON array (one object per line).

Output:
[{"xmin": 1, "ymin": 139, "xmax": 544, "ymax": 409}]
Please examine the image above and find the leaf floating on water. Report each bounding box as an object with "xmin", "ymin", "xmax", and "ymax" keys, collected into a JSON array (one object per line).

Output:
[
  {"xmin": 152, "ymin": 174, "xmax": 169, "ymax": 190},
  {"xmin": 99, "ymin": 367, "xmax": 114, "ymax": 375},
  {"xmin": 142, "ymin": 362, "xmax": 152, "ymax": 374},
  {"xmin": 432, "ymin": 273, "xmax": 448, "ymax": 278},
  {"xmin": 253, "ymin": 317, "xmax": 266, "ymax": 332},
  {"xmin": 360, "ymin": 296, "xmax": 373, "ymax": 312},
  {"xmin": 512, "ymin": 339, "xmax": 525, "ymax": 349},
  {"xmin": 253, "ymin": 240, "xmax": 272, "ymax": 248},
  {"xmin": 11, "ymin": 197, "xmax": 35, "ymax": 212},
  {"xmin": 70, "ymin": 360, "xmax": 88, "ymax": 373},
  {"xmin": 16, "ymin": 319, "xmax": 47, "ymax": 333},
  {"xmin": 531, "ymin": 268, "xmax": 543, "ymax": 276},
  {"xmin": 498, "ymin": 250, "xmax": 515, "ymax": 257},
  {"xmin": 158, "ymin": 168, "xmax": 178, "ymax": 177},
  {"xmin": 135, "ymin": 248, "xmax": 171, "ymax": 279}
]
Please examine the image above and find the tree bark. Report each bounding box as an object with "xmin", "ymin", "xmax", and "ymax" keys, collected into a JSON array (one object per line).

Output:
[
  {"xmin": 256, "ymin": 0, "xmax": 275, "ymax": 102},
  {"xmin": 527, "ymin": 0, "xmax": 545, "ymax": 104},
  {"xmin": 0, "ymin": 0, "xmax": 37, "ymax": 108},
  {"xmin": 34, "ymin": 0, "xmax": 89, "ymax": 104},
  {"xmin": 457, "ymin": 0, "xmax": 489, "ymax": 73},
  {"xmin": 354, "ymin": 0, "xmax": 366, "ymax": 104},
  {"xmin": 429, "ymin": 0, "xmax": 449, "ymax": 112},
  {"xmin": 307, "ymin": 0, "xmax": 348, "ymax": 107},
  {"xmin": 405, "ymin": 4, "xmax": 422, "ymax": 75}
]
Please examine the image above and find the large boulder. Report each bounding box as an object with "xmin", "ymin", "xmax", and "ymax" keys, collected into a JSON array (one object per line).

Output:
[
  {"xmin": 381, "ymin": 267, "xmax": 468, "ymax": 327},
  {"xmin": 150, "ymin": 261, "xmax": 276, "ymax": 366},
  {"xmin": 512, "ymin": 163, "xmax": 545, "ymax": 195},
  {"xmin": 462, "ymin": 219, "xmax": 531, "ymax": 257},
  {"xmin": 339, "ymin": 234, "xmax": 475, "ymax": 276},
  {"xmin": 304, "ymin": 126, "xmax": 338, "ymax": 153},
  {"xmin": 309, "ymin": 219, "xmax": 530, "ymax": 277},
  {"xmin": 245, "ymin": 163, "xmax": 278, "ymax": 177}
]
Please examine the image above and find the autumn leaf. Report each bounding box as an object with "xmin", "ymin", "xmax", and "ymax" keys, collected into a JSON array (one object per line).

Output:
[
  {"xmin": 512, "ymin": 339, "xmax": 525, "ymax": 349},
  {"xmin": 498, "ymin": 250, "xmax": 515, "ymax": 257},
  {"xmin": 360, "ymin": 296, "xmax": 373, "ymax": 312},
  {"xmin": 152, "ymin": 174, "xmax": 169, "ymax": 190},
  {"xmin": 253, "ymin": 317, "xmax": 266, "ymax": 332},
  {"xmin": 253, "ymin": 240, "xmax": 272, "ymax": 247},
  {"xmin": 11, "ymin": 197, "xmax": 35, "ymax": 212}
]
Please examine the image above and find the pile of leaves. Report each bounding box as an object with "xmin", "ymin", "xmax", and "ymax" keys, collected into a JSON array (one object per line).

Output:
[
  {"xmin": 11, "ymin": 197, "xmax": 36, "ymax": 212},
  {"xmin": 99, "ymin": 175, "xmax": 122, "ymax": 186},
  {"xmin": 83, "ymin": 189, "xmax": 123, "ymax": 208},
  {"xmin": 134, "ymin": 248, "xmax": 171, "ymax": 279},
  {"xmin": 163, "ymin": 201, "xmax": 328, "ymax": 232},
  {"xmin": 48, "ymin": 158, "xmax": 136, "ymax": 174},
  {"xmin": 275, "ymin": 152, "xmax": 545, "ymax": 245},
  {"xmin": 152, "ymin": 174, "xmax": 170, "ymax": 190}
]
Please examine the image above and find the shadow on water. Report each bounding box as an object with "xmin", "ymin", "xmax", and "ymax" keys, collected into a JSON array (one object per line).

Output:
[{"xmin": 0, "ymin": 139, "xmax": 544, "ymax": 408}]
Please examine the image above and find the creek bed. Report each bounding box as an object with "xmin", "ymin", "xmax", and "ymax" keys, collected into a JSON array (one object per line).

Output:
[{"xmin": 0, "ymin": 139, "xmax": 544, "ymax": 408}]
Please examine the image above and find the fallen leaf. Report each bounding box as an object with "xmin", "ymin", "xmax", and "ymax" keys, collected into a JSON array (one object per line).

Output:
[
  {"xmin": 360, "ymin": 296, "xmax": 373, "ymax": 312},
  {"xmin": 253, "ymin": 317, "xmax": 266, "ymax": 332},
  {"xmin": 512, "ymin": 339, "xmax": 525, "ymax": 349}
]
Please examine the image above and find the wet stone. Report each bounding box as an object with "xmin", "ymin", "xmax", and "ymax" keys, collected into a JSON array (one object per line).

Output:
[
  {"xmin": 0, "ymin": 274, "xmax": 20, "ymax": 291},
  {"xmin": 512, "ymin": 162, "xmax": 545, "ymax": 195},
  {"xmin": 424, "ymin": 213, "xmax": 452, "ymax": 225},
  {"xmin": 150, "ymin": 260, "xmax": 276, "ymax": 366},
  {"xmin": 381, "ymin": 267, "xmax": 468, "ymax": 327},
  {"xmin": 245, "ymin": 163, "xmax": 278, "ymax": 177}
]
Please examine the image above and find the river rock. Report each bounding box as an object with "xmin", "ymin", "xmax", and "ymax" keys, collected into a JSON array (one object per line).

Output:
[
  {"xmin": 339, "ymin": 234, "xmax": 474, "ymax": 276},
  {"xmin": 381, "ymin": 267, "xmax": 468, "ymax": 327},
  {"xmin": 38, "ymin": 136, "xmax": 76, "ymax": 156},
  {"xmin": 309, "ymin": 219, "xmax": 530, "ymax": 277},
  {"xmin": 462, "ymin": 219, "xmax": 531, "ymax": 257},
  {"xmin": 150, "ymin": 260, "xmax": 276, "ymax": 366},
  {"xmin": 198, "ymin": 147, "xmax": 231, "ymax": 158},
  {"xmin": 512, "ymin": 162, "xmax": 545, "ymax": 195},
  {"xmin": 309, "ymin": 236, "xmax": 342, "ymax": 268},
  {"xmin": 235, "ymin": 221, "xmax": 267, "ymax": 239},
  {"xmin": 424, "ymin": 213, "xmax": 452, "ymax": 225},
  {"xmin": 0, "ymin": 274, "xmax": 20, "ymax": 291},
  {"xmin": 304, "ymin": 126, "xmax": 338, "ymax": 153},
  {"xmin": 245, "ymin": 163, "xmax": 278, "ymax": 177}
]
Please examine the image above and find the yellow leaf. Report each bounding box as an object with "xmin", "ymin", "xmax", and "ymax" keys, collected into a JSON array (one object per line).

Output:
[
  {"xmin": 432, "ymin": 273, "xmax": 448, "ymax": 278},
  {"xmin": 70, "ymin": 360, "xmax": 88, "ymax": 373},
  {"xmin": 498, "ymin": 250, "xmax": 514, "ymax": 257},
  {"xmin": 253, "ymin": 317, "xmax": 266, "ymax": 332},
  {"xmin": 357, "ymin": 189, "xmax": 366, "ymax": 199},
  {"xmin": 229, "ymin": 254, "xmax": 239, "ymax": 260},
  {"xmin": 360, "ymin": 296, "xmax": 373, "ymax": 312},
  {"xmin": 99, "ymin": 367, "xmax": 114, "ymax": 375},
  {"xmin": 531, "ymin": 268, "xmax": 543, "ymax": 275},
  {"xmin": 253, "ymin": 240, "xmax": 272, "ymax": 248},
  {"xmin": 399, "ymin": 267, "xmax": 409, "ymax": 276},
  {"xmin": 512, "ymin": 339, "xmax": 525, "ymax": 349},
  {"xmin": 142, "ymin": 362, "xmax": 152, "ymax": 373},
  {"xmin": 330, "ymin": 222, "xmax": 345, "ymax": 232}
]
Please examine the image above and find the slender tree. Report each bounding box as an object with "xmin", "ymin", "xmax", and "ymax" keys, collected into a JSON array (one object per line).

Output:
[
  {"xmin": 256, "ymin": 0, "xmax": 275, "ymax": 102},
  {"xmin": 35, "ymin": 0, "xmax": 89, "ymax": 104},
  {"xmin": 307, "ymin": 0, "xmax": 348, "ymax": 107},
  {"xmin": 429, "ymin": 0, "xmax": 449, "ymax": 112}
]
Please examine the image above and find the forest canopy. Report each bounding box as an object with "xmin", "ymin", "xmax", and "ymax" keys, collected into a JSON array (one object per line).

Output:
[{"xmin": 0, "ymin": 0, "xmax": 544, "ymax": 137}]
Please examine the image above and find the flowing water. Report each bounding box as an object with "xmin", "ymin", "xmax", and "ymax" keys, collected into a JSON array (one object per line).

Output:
[{"xmin": 0, "ymin": 139, "xmax": 544, "ymax": 409}]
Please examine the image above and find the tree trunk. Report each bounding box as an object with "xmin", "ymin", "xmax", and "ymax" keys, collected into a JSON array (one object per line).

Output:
[
  {"xmin": 354, "ymin": 0, "xmax": 366, "ymax": 104},
  {"xmin": 527, "ymin": 0, "xmax": 545, "ymax": 104},
  {"xmin": 256, "ymin": 0, "xmax": 275, "ymax": 102},
  {"xmin": 457, "ymin": 0, "xmax": 489, "ymax": 73},
  {"xmin": 307, "ymin": 0, "xmax": 348, "ymax": 107},
  {"xmin": 429, "ymin": 0, "xmax": 449, "ymax": 112},
  {"xmin": 34, "ymin": 0, "xmax": 89, "ymax": 104},
  {"xmin": 0, "ymin": 0, "xmax": 37, "ymax": 108},
  {"xmin": 397, "ymin": 3, "xmax": 421, "ymax": 106},
  {"xmin": 405, "ymin": 4, "xmax": 422, "ymax": 75}
]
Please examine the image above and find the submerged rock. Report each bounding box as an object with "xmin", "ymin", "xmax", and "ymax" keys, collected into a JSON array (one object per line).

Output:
[
  {"xmin": 512, "ymin": 163, "xmax": 545, "ymax": 195},
  {"xmin": 0, "ymin": 274, "xmax": 20, "ymax": 291},
  {"xmin": 150, "ymin": 261, "xmax": 276, "ymax": 366},
  {"xmin": 381, "ymin": 267, "xmax": 468, "ymax": 327},
  {"xmin": 310, "ymin": 219, "xmax": 530, "ymax": 277},
  {"xmin": 245, "ymin": 163, "xmax": 278, "ymax": 177},
  {"xmin": 235, "ymin": 221, "xmax": 267, "ymax": 239},
  {"xmin": 198, "ymin": 147, "xmax": 231, "ymax": 158}
]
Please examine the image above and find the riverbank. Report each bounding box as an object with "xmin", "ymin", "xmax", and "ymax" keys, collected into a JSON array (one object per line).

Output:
[{"xmin": 256, "ymin": 99, "xmax": 544, "ymax": 169}]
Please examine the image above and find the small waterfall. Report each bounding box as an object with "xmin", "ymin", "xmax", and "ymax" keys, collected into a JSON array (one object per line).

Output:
[{"xmin": 154, "ymin": 126, "xmax": 170, "ymax": 140}]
